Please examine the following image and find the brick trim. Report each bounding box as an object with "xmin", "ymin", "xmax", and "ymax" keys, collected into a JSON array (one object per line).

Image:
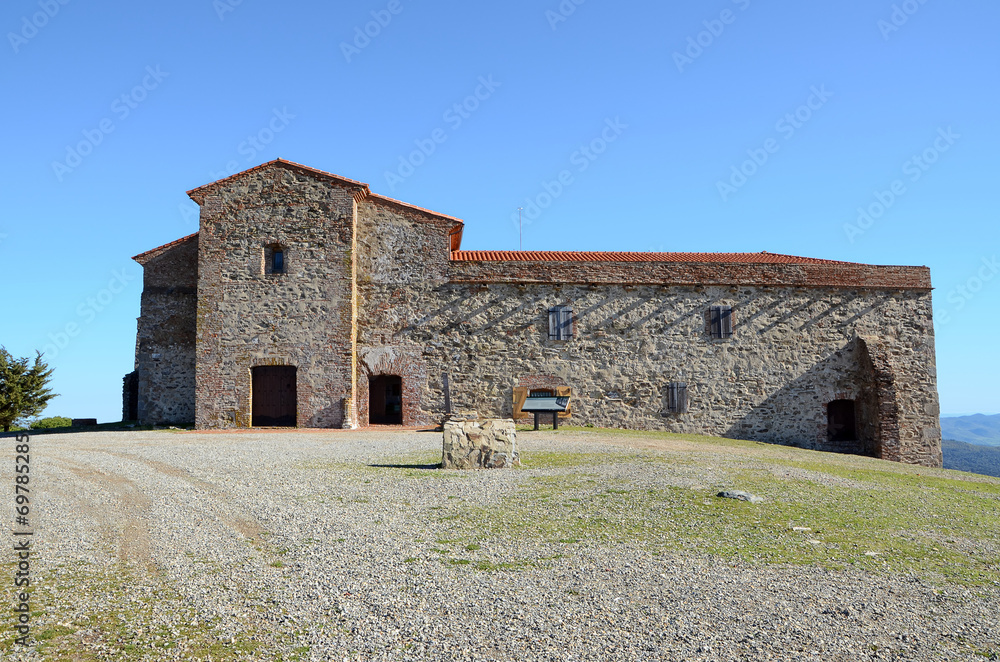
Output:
[{"xmin": 448, "ymin": 260, "xmax": 931, "ymax": 290}]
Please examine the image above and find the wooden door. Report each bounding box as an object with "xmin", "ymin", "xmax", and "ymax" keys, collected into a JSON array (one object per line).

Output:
[{"xmin": 252, "ymin": 366, "xmax": 297, "ymax": 427}]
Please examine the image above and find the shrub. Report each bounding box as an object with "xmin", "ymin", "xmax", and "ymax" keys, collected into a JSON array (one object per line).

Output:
[{"xmin": 30, "ymin": 416, "xmax": 72, "ymax": 430}]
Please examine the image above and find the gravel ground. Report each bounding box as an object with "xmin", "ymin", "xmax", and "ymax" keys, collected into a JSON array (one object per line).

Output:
[{"xmin": 3, "ymin": 429, "xmax": 998, "ymax": 661}]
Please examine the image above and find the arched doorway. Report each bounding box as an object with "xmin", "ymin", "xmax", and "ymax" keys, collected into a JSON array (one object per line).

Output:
[
  {"xmin": 369, "ymin": 375, "xmax": 402, "ymax": 425},
  {"xmin": 252, "ymin": 366, "xmax": 297, "ymax": 427}
]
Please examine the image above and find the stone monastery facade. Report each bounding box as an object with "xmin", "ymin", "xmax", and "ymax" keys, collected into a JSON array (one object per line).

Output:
[{"xmin": 125, "ymin": 159, "xmax": 942, "ymax": 467}]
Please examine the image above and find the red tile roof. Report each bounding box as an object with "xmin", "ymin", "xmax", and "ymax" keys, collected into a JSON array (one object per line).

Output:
[
  {"xmin": 449, "ymin": 250, "xmax": 859, "ymax": 265},
  {"xmin": 132, "ymin": 232, "xmax": 198, "ymax": 264},
  {"xmin": 365, "ymin": 192, "xmax": 466, "ymax": 226},
  {"xmin": 186, "ymin": 158, "xmax": 370, "ymax": 204}
]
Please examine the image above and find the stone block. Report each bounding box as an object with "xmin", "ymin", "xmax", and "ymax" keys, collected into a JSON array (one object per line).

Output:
[{"xmin": 442, "ymin": 416, "xmax": 518, "ymax": 469}]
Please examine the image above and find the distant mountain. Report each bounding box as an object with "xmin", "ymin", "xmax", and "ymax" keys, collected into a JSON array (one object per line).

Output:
[
  {"xmin": 942, "ymin": 439, "xmax": 1000, "ymax": 478},
  {"xmin": 940, "ymin": 414, "xmax": 1000, "ymax": 447}
]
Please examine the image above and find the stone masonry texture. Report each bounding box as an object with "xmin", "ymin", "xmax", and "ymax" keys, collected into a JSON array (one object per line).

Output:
[{"xmin": 128, "ymin": 160, "xmax": 942, "ymax": 467}]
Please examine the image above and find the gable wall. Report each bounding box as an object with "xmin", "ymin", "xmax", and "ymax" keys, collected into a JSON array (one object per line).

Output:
[
  {"xmin": 194, "ymin": 165, "xmax": 359, "ymax": 428},
  {"xmin": 354, "ymin": 197, "xmax": 454, "ymax": 427}
]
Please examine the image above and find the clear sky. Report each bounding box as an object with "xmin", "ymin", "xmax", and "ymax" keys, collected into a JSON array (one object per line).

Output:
[{"xmin": 1, "ymin": 0, "xmax": 996, "ymax": 421}]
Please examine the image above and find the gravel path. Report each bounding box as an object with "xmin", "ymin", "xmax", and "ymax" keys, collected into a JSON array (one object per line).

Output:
[{"xmin": 3, "ymin": 429, "xmax": 998, "ymax": 661}]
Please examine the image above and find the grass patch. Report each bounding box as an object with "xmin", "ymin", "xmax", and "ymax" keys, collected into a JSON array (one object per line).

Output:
[
  {"xmin": 441, "ymin": 454, "xmax": 1000, "ymax": 587},
  {"xmin": 1, "ymin": 559, "xmax": 271, "ymax": 659}
]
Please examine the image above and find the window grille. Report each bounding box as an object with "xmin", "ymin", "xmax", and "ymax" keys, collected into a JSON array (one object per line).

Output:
[
  {"xmin": 709, "ymin": 305, "xmax": 733, "ymax": 339},
  {"xmin": 548, "ymin": 306, "xmax": 574, "ymax": 340}
]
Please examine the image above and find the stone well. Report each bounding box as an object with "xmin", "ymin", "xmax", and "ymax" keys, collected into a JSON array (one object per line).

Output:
[{"xmin": 442, "ymin": 414, "xmax": 519, "ymax": 469}]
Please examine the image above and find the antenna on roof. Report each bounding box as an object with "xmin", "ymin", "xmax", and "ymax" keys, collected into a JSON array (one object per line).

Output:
[{"xmin": 517, "ymin": 207, "xmax": 524, "ymax": 251}]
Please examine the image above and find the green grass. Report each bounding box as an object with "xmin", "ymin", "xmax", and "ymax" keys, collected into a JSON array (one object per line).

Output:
[
  {"xmin": 375, "ymin": 431, "xmax": 1000, "ymax": 587},
  {"xmin": 0, "ymin": 559, "xmax": 270, "ymax": 658}
]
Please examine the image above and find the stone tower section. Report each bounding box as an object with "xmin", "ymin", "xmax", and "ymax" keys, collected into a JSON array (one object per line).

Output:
[
  {"xmin": 189, "ymin": 161, "xmax": 369, "ymax": 429},
  {"xmin": 130, "ymin": 233, "xmax": 199, "ymax": 425}
]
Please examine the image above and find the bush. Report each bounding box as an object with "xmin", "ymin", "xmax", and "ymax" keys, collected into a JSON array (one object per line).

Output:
[{"xmin": 30, "ymin": 416, "xmax": 72, "ymax": 430}]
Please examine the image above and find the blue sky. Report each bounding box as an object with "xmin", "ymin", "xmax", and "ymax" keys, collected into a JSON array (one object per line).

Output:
[{"xmin": 1, "ymin": 0, "xmax": 996, "ymax": 421}]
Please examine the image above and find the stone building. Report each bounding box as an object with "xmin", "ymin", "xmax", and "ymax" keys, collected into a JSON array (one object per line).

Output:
[{"xmin": 124, "ymin": 159, "xmax": 942, "ymax": 467}]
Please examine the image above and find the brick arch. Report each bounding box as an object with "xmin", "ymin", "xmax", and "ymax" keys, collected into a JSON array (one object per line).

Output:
[{"xmin": 357, "ymin": 347, "xmax": 427, "ymax": 427}]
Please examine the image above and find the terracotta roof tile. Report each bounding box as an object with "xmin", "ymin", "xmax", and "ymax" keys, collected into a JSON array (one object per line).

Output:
[
  {"xmin": 365, "ymin": 192, "xmax": 466, "ymax": 226},
  {"xmin": 186, "ymin": 158, "xmax": 370, "ymax": 203},
  {"xmin": 132, "ymin": 232, "xmax": 198, "ymax": 264},
  {"xmin": 449, "ymin": 250, "xmax": 858, "ymax": 265}
]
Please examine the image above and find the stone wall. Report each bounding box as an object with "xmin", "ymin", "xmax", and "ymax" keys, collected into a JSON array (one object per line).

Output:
[
  {"xmin": 354, "ymin": 194, "xmax": 456, "ymax": 428},
  {"xmin": 348, "ymin": 183, "xmax": 940, "ymax": 466},
  {"xmin": 376, "ymin": 278, "xmax": 941, "ymax": 466},
  {"xmin": 192, "ymin": 163, "xmax": 366, "ymax": 429},
  {"xmin": 133, "ymin": 234, "xmax": 198, "ymax": 425}
]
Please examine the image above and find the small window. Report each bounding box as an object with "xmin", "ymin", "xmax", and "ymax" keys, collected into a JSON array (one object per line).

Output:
[
  {"xmin": 708, "ymin": 305, "xmax": 733, "ymax": 339},
  {"xmin": 548, "ymin": 306, "xmax": 574, "ymax": 340},
  {"xmin": 265, "ymin": 245, "xmax": 287, "ymax": 275},
  {"xmin": 666, "ymin": 382, "xmax": 688, "ymax": 413},
  {"xmin": 529, "ymin": 389, "xmax": 554, "ymax": 398}
]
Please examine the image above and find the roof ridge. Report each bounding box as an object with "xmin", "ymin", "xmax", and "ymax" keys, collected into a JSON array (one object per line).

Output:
[
  {"xmin": 186, "ymin": 159, "xmax": 370, "ymax": 203},
  {"xmin": 365, "ymin": 191, "xmax": 465, "ymax": 226},
  {"xmin": 132, "ymin": 232, "xmax": 199, "ymax": 264},
  {"xmin": 449, "ymin": 249, "xmax": 863, "ymax": 265}
]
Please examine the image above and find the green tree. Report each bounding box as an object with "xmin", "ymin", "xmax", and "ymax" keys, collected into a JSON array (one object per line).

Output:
[{"xmin": 0, "ymin": 348, "xmax": 57, "ymax": 432}]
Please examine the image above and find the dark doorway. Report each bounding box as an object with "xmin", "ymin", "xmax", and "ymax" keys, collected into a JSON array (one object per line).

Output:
[
  {"xmin": 370, "ymin": 375, "xmax": 402, "ymax": 425},
  {"xmin": 252, "ymin": 366, "xmax": 297, "ymax": 427},
  {"xmin": 827, "ymin": 399, "xmax": 857, "ymax": 442},
  {"xmin": 126, "ymin": 373, "xmax": 138, "ymax": 421}
]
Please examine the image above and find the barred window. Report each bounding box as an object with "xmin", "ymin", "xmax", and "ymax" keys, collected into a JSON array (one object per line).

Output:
[
  {"xmin": 708, "ymin": 305, "xmax": 733, "ymax": 339},
  {"xmin": 666, "ymin": 382, "xmax": 688, "ymax": 414},
  {"xmin": 548, "ymin": 306, "xmax": 574, "ymax": 340}
]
